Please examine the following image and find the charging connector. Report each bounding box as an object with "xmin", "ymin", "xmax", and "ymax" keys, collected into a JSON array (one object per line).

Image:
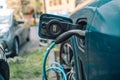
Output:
[
  {"xmin": 42, "ymin": 30, "xmax": 85, "ymax": 80},
  {"xmin": 55, "ymin": 30, "xmax": 85, "ymax": 44}
]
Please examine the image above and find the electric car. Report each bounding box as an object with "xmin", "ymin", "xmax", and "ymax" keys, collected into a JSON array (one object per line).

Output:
[{"xmin": 39, "ymin": 0, "xmax": 120, "ymax": 80}]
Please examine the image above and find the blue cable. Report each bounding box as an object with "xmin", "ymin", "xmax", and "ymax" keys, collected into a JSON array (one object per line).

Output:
[
  {"xmin": 50, "ymin": 62, "xmax": 64, "ymax": 72},
  {"xmin": 42, "ymin": 42, "xmax": 67, "ymax": 80},
  {"xmin": 46, "ymin": 67, "xmax": 67, "ymax": 80},
  {"xmin": 48, "ymin": 62, "xmax": 66, "ymax": 80}
]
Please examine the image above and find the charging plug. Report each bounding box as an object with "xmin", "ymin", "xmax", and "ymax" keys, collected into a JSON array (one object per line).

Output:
[{"xmin": 55, "ymin": 30, "xmax": 85, "ymax": 44}]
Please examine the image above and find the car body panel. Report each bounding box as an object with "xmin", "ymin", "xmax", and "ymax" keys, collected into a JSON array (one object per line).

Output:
[
  {"xmin": 70, "ymin": 1, "xmax": 99, "ymax": 80},
  {"xmin": 70, "ymin": 0, "xmax": 120, "ymax": 80},
  {"xmin": 87, "ymin": 0, "xmax": 120, "ymax": 79}
]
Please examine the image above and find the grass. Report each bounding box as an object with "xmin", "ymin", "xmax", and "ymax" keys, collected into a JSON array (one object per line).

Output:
[
  {"xmin": 8, "ymin": 46, "xmax": 48, "ymax": 79},
  {"xmin": 29, "ymin": 23, "xmax": 38, "ymax": 27}
]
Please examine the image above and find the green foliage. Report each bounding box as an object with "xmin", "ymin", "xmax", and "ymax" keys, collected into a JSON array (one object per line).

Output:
[
  {"xmin": 8, "ymin": 46, "xmax": 48, "ymax": 79},
  {"xmin": 36, "ymin": 2, "xmax": 42, "ymax": 13}
]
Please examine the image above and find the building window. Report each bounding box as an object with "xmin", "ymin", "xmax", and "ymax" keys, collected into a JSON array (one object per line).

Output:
[
  {"xmin": 53, "ymin": 0, "xmax": 57, "ymax": 5},
  {"xmin": 58, "ymin": 0, "xmax": 61, "ymax": 5},
  {"xmin": 50, "ymin": 0, "xmax": 52, "ymax": 6},
  {"xmin": 67, "ymin": 0, "xmax": 69, "ymax": 4}
]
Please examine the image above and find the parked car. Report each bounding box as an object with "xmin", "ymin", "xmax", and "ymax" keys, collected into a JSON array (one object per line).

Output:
[
  {"xmin": 39, "ymin": 0, "xmax": 120, "ymax": 80},
  {"xmin": 0, "ymin": 9, "xmax": 30, "ymax": 57},
  {"xmin": 0, "ymin": 41, "xmax": 9, "ymax": 80}
]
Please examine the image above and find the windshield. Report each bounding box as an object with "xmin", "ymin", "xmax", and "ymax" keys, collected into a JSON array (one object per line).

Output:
[
  {"xmin": 0, "ymin": 15, "xmax": 11, "ymax": 24},
  {"xmin": 71, "ymin": 0, "xmax": 97, "ymax": 15},
  {"xmin": 78, "ymin": 0, "xmax": 96, "ymax": 8}
]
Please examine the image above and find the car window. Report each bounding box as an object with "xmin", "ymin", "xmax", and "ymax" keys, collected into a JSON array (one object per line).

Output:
[
  {"xmin": 73, "ymin": 0, "xmax": 96, "ymax": 13},
  {"xmin": 80, "ymin": 0, "xmax": 96, "ymax": 7},
  {"xmin": 0, "ymin": 15, "xmax": 11, "ymax": 24}
]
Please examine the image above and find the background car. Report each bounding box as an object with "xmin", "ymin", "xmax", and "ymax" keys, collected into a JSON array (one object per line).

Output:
[{"xmin": 0, "ymin": 9, "xmax": 30, "ymax": 57}]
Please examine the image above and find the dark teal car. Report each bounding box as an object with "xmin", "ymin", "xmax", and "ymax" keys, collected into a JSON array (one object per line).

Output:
[{"xmin": 39, "ymin": 0, "xmax": 120, "ymax": 80}]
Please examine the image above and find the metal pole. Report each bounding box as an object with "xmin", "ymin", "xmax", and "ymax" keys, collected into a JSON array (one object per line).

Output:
[
  {"xmin": 34, "ymin": 0, "xmax": 37, "ymax": 24},
  {"xmin": 43, "ymin": 0, "xmax": 46, "ymax": 13}
]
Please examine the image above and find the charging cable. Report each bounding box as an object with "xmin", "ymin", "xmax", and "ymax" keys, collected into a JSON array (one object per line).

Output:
[{"xmin": 42, "ymin": 30, "xmax": 85, "ymax": 80}]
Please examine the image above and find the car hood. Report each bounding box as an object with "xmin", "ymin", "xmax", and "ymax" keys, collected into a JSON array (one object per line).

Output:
[{"xmin": 0, "ymin": 24, "xmax": 10, "ymax": 33}]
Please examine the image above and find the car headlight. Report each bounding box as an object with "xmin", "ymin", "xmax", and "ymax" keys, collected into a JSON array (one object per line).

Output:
[{"xmin": 0, "ymin": 31, "xmax": 9, "ymax": 38}]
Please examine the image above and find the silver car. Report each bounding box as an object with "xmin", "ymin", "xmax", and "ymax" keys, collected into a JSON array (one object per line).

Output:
[{"xmin": 0, "ymin": 9, "xmax": 30, "ymax": 57}]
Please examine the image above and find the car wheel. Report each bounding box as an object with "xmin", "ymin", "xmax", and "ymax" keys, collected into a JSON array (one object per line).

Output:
[
  {"xmin": 26, "ymin": 37, "xmax": 30, "ymax": 42},
  {"xmin": 12, "ymin": 38, "xmax": 19, "ymax": 57},
  {"xmin": 26, "ymin": 34, "xmax": 30, "ymax": 42},
  {"xmin": 26, "ymin": 29, "xmax": 30, "ymax": 42},
  {"xmin": 0, "ymin": 60, "xmax": 10, "ymax": 80},
  {"xmin": 60, "ymin": 41, "xmax": 76, "ymax": 80}
]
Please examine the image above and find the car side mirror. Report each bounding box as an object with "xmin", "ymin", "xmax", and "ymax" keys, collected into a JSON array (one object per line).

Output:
[
  {"xmin": 14, "ymin": 19, "xmax": 24, "ymax": 26},
  {"xmin": 17, "ymin": 19, "xmax": 24, "ymax": 24},
  {"xmin": 38, "ymin": 14, "xmax": 74, "ymax": 40}
]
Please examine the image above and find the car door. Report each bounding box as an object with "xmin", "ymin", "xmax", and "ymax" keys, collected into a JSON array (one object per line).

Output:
[
  {"xmin": 14, "ymin": 20, "xmax": 25, "ymax": 45},
  {"xmin": 87, "ymin": 0, "xmax": 120, "ymax": 80},
  {"xmin": 70, "ymin": 0, "xmax": 99, "ymax": 80},
  {"xmin": 19, "ymin": 26, "xmax": 27, "ymax": 43},
  {"xmin": 22, "ymin": 26, "xmax": 30, "ymax": 42}
]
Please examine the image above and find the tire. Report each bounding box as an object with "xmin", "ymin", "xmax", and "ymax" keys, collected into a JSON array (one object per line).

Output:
[
  {"xmin": 11, "ymin": 38, "xmax": 19, "ymax": 57},
  {"xmin": 60, "ymin": 40, "xmax": 76, "ymax": 80},
  {"xmin": 26, "ymin": 37, "xmax": 30, "ymax": 42},
  {"xmin": 0, "ymin": 60, "xmax": 10, "ymax": 80},
  {"xmin": 26, "ymin": 33, "xmax": 30, "ymax": 42},
  {"xmin": 26, "ymin": 29, "xmax": 30, "ymax": 42}
]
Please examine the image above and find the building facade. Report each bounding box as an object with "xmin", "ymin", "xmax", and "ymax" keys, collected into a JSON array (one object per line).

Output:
[{"xmin": 45, "ymin": 0, "xmax": 81, "ymax": 13}]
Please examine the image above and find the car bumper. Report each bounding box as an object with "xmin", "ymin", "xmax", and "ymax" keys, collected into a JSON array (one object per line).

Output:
[
  {"xmin": 39, "ymin": 38, "xmax": 52, "ymax": 46},
  {"xmin": 0, "ymin": 36, "xmax": 13, "ymax": 56}
]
